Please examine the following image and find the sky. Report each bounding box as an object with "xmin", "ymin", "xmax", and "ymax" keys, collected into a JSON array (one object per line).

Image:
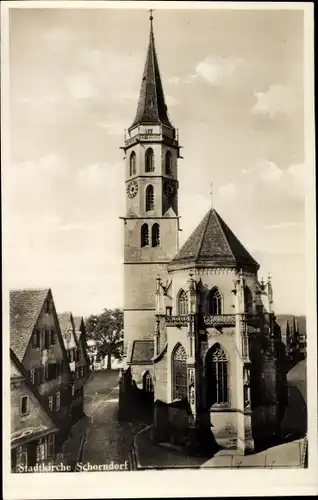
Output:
[{"xmin": 4, "ymin": 5, "xmax": 308, "ymax": 317}]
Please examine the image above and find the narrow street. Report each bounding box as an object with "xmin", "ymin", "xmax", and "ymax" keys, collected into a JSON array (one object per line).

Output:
[{"xmin": 78, "ymin": 370, "xmax": 134, "ymax": 470}]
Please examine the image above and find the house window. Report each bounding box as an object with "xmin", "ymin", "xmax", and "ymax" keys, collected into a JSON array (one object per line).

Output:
[
  {"xmin": 29, "ymin": 369, "xmax": 35, "ymax": 384},
  {"xmin": 165, "ymin": 151, "xmax": 172, "ymax": 175},
  {"xmin": 206, "ymin": 344, "xmax": 228, "ymax": 406},
  {"xmin": 145, "ymin": 185, "xmax": 154, "ymax": 211},
  {"xmin": 143, "ymin": 371, "xmax": 153, "ymax": 393},
  {"xmin": 47, "ymin": 434, "xmax": 55, "ymax": 458},
  {"xmin": 130, "ymin": 151, "xmax": 136, "ymax": 176},
  {"xmin": 16, "ymin": 446, "xmax": 28, "ymax": 469},
  {"xmin": 48, "ymin": 396, "xmax": 53, "ymax": 411},
  {"xmin": 209, "ymin": 287, "xmax": 222, "ymax": 315},
  {"xmin": 80, "ymin": 367, "xmax": 84, "ymax": 377},
  {"xmin": 244, "ymin": 287, "xmax": 253, "ymax": 314},
  {"xmin": 72, "ymin": 384, "xmax": 75, "ymax": 396},
  {"xmin": 45, "ymin": 299, "xmax": 50, "ymax": 314},
  {"xmin": 172, "ymin": 344, "xmax": 187, "ymax": 400},
  {"xmin": 50, "ymin": 329, "xmax": 56, "ymax": 345},
  {"xmin": 44, "ymin": 363, "xmax": 49, "ymax": 382},
  {"xmin": 145, "ymin": 128, "xmax": 153, "ymax": 135},
  {"xmin": 36, "ymin": 438, "xmax": 47, "ymax": 463},
  {"xmin": 20, "ymin": 396, "xmax": 29, "ymax": 416},
  {"xmin": 145, "ymin": 148, "xmax": 154, "ymax": 172},
  {"xmin": 43, "ymin": 330, "xmax": 50, "ymax": 349},
  {"xmin": 141, "ymin": 223, "xmax": 149, "ymax": 247},
  {"xmin": 178, "ymin": 290, "xmax": 188, "ymax": 316},
  {"xmin": 151, "ymin": 223, "xmax": 160, "ymax": 247},
  {"xmin": 166, "ymin": 306, "xmax": 172, "ymax": 316},
  {"xmin": 32, "ymin": 330, "xmax": 40, "ymax": 348},
  {"xmin": 56, "ymin": 392, "xmax": 60, "ymax": 411}
]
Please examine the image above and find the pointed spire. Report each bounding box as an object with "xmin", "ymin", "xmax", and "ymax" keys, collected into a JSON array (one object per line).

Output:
[{"xmin": 129, "ymin": 12, "xmax": 173, "ymax": 130}]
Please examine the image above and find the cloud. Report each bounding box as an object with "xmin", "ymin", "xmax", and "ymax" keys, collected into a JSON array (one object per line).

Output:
[
  {"xmin": 168, "ymin": 76, "xmax": 181, "ymax": 86},
  {"xmin": 194, "ymin": 57, "xmax": 243, "ymax": 86},
  {"xmin": 218, "ymin": 182, "xmax": 238, "ymax": 201},
  {"xmin": 166, "ymin": 95, "xmax": 178, "ymax": 107},
  {"xmin": 242, "ymin": 160, "xmax": 283, "ymax": 183},
  {"xmin": 97, "ymin": 118, "xmax": 127, "ymax": 136},
  {"xmin": 251, "ymin": 84, "xmax": 297, "ymax": 119},
  {"xmin": 264, "ymin": 221, "xmax": 304, "ymax": 230}
]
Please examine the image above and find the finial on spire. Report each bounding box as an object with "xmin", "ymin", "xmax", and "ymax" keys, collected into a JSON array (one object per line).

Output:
[
  {"xmin": 210, "ymin": 182, "xmax": 213, "ymax": 209},
  {"xmin": 149, "ymin": 8, "xmax": 154, "ymax": 22}
]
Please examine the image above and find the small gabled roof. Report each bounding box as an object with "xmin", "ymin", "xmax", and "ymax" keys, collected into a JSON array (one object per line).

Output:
[
  {"xmin": 10, "ymin": 288, "xmax": 49, "ymax": 362},
  {"xmin": 169, "ymin": 209, "xmax": 259, "ymax": 271},
  {"xmin": 10, "ymin": 349, "xmax": 61, "ymax": 434},
  {"xmin": 129, "ymin": 15, "xmax": 173, "ymax": 130}
]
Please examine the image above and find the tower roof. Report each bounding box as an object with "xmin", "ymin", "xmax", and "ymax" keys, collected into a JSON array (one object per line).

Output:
[
  {"xmin": 169, "ymin": 209, "xmax": 259, "ymax": 270},
  {"xmin": 129, "ymin": 14, "xmax": 173, "ymax": 129}
]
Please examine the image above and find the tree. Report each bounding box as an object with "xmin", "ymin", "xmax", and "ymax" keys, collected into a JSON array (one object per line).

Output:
[{"xmin": 85, "ymin": 308, "xmax": 123, "ymax": 370}]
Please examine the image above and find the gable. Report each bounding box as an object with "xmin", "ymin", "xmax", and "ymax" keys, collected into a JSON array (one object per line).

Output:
[
  {"xmin": 10, "ymin": 289, "xmax": 49, "ymax": 362},
  {"xmin": 10, "ymin": 355, "xmax": 58, "ymax": 447}
]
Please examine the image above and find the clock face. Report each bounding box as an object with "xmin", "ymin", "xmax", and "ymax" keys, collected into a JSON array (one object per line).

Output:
[
  {"xmin": 164, "ymin": 180, "xmax": 177, "ymax": 198},
  {"xmin": 127, "ymin": 180, "xmax": 138, "ymax": 199}
]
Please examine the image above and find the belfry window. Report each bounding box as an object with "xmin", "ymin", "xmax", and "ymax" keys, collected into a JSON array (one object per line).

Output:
[
  {"xmin": 244, "ymin": 287, "xmax": 253, "ymax": 314},
  {"xmin": 141, "ymin": 223, "xmax": 149, "ymax": 247},
  {"xmin": 130, "ymin": 151, "xmax": 136, "ymax": 176},
  {"xmin": 145, "ymin": 185, "xmax": 155, "ymax": 211},
  {"xmin": 145, "ymin": 148, "xmax": 154, "ymax": 172},
  {"xmin": 206, "ymin": 344, "xmax": 228, "ymax": 406},
  {"xmin": 178, "ymin": 289, "xmax": 188, "ymax": 316},
  {"xmin": 151, "ymin": 223, "xmax": 160, "ymax": 247},
  {"xmin": 172, "ymin": 343, "xmax": 187, "ymax": 400},
  {"xmin": 209, "ymin": 287, "xmax": 222, "ymax": 315},
  {"xmin": 165, "ymin": 151, "xmax": 172, "ymax": 175}
]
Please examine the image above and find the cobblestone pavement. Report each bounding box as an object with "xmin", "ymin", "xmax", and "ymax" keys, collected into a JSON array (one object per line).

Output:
[{"xmin": 80, "ymin": 370, "xmax": 133, "ymax": 471}]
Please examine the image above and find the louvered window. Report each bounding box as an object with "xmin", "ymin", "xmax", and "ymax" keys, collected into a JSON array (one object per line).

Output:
[
  {"xmin": 145, "ymin": 185, "xmax": 154, "ymax": 211},
  {"xmin": 145, "ymin": 148, "xmax": 154, "ymax": 172}
]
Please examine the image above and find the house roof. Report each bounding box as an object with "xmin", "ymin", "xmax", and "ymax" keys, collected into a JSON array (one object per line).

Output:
[
  {"xmin": 129, "ymin": 16, "xmax": 173, "ymax": 129},
  {"xmin": 10, "ymin": 288, "xmax": 49, "ymax": 362},
  {"xmin": 57, "ymin": 312, "xmax": 73, "ymax": 336},
  {"xmin": 169, "ymin": 209, "xmax": 259, "ymax": 270}
]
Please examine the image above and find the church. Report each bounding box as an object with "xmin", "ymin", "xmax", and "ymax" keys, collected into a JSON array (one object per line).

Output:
[{"xmin": 119, "ymin": 13, "xmax": 288, "ymax": 455}]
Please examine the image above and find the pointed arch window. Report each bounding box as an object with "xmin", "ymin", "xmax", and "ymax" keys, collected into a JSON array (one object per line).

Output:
[
  {"xmin": 145, "ymin": 185, "xmax": 154, "ymax": 211},
  {"xmin": 209, "ymin": 287, "xmax": 222, "ymax": 315},
  {"xmin": 244, "ymin": 287, "xmax": 253, "ymax": 314},
  {"xmin": 172, "ymin": 343, "xmax": 187, "ymax": 400},
  {"xmin": 165, "ymin": 151, "xmax": 172, "ymax": 175},
  {"xmin": 206, "ymin": 344, "xmax": 228, "ymax": 406},
  {"xmin": 178, "ymin": 289, "xmax": 188, "ymax": 316},
  {"xmin": 143, "ymin": 371, "xmax": 154, "ymax": 393},
  {"xmin": 141, "ymin": 223, "xmax": 149, "ymax": 247},
  {"xmin": 151, "ymin": 223, "xmax": 160, "ymax": 247},
  {"xmin": 130, "ymin": 151, "xmax": 136, "ymax": 176},
  {"xmin": 145, "ymin": 148, "xmax": 154, "ymax": 172}
]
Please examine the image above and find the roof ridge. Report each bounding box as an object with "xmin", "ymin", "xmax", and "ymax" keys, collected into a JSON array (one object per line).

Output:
[
  {"xmin": 213, "ymin": 209, "xmax": 236, "ymax": 260},
  {"xmin": 194, "ymin": 209, "xmax": 212, "ymax": 262}
]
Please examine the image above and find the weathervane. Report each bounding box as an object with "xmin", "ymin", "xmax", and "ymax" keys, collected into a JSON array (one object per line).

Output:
[{"xmin": 210, "ymin": 182, "xmax": 213, "ymax": 209}]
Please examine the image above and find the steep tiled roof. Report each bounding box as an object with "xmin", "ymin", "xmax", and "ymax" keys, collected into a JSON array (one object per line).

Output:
[
  {"xmin": 57, "ymin": 312, "xmax": 73, "ymax": 336},
  {"xmin": 130, "ymin": 340, "xmax": 154, "ymax": 364},
  {"xmin": 169, "ymin": 209, "xmax": 258, "ymax": 270},
  {"xmin": 129, "ymin": 17, "xmax": 173, "ymax": 129},
  {"xmin": 10, "ymin": 288, "xmax": 49, "ymax": 362}
]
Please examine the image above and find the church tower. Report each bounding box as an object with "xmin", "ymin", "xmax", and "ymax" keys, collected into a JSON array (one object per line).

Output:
[{"xmin": 121, "ymin": 13, "xmax": 181, "ymax": 382}]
